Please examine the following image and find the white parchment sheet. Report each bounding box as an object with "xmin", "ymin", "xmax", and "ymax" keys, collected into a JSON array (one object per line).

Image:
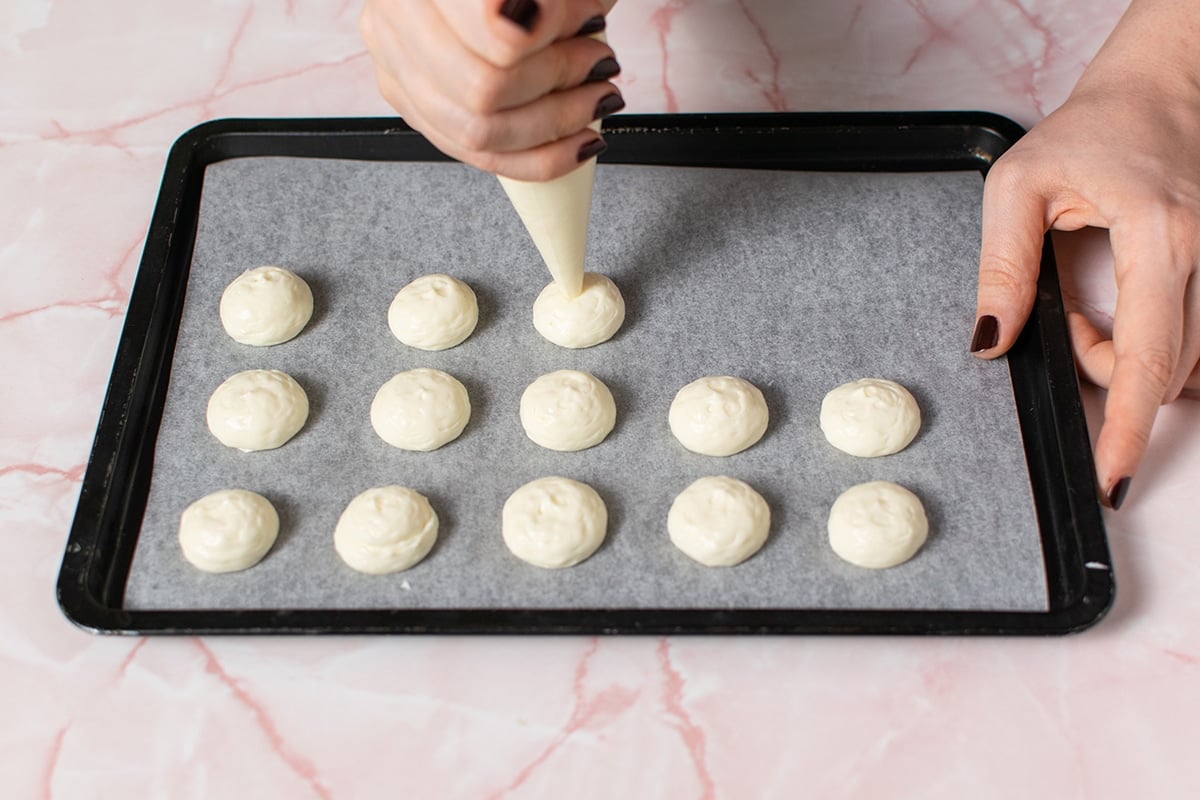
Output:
[{"xmin": 125, "ymin": 158, "xmax": 1047, "ymax": 612}]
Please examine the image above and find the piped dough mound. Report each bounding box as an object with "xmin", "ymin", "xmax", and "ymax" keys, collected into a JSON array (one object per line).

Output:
[
  {"xmin": 668, "ymin": 476, "xmax": 771, "ymax": 567},
  {"xmin": 334, "ymin": 485, "xmax": 439, "ymax": 574},
  {"xmin": 206, "ymin": 369, "xmax": 309, "ymax": 451},
  {"xmin": 827, "ymin": 481, "xmax": 928, "ymax": 569},
  {"xmin": 387, "ymin": 273, "xmax": 479, "ymax": 351},
  {"xmin": 219, "ymin": 266, "xmax": 313, "ymax": 346},
  {"xmin": 520, "ymin": 370, "xmax": 616, "ymax": 452},
  {"xmin": 502, "ymin": 476, "xmax": 607, "ymax": 568},
  {"xmin": 178, "ymin": 489, "xmax": 279, "ymax": 573},
  {"xmin": 370, "ymin": 368, "xmax": 471, "ymax": 451},
  {"xmin": 820, "ymin": 378, "xmax": 921, "ymax": 457},
  {"xmin": 668, "ymin": 376, "xmax": 769, "ymax": 457},
  {"xmin": 532, "ymin": 272, "xmax": 625, "ymax": 348}
]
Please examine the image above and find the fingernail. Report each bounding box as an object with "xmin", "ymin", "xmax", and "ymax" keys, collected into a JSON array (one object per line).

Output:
[
  {"xmin": 1106, "ymin": 476, "xmax": 1132, "ymax": 510},
  {"xmin": 593, "ymin": 92, "xmax": 625, "ymax": 120},
  {"xmin": 499, "ymin": 0, "xmax": 539, "ymax": 32},
  {"xmin": 585, "ymin": 57, "xmax": 621, "ymax": 84},
  {"xmin": 577, "ymin": 137, "xmax": 607, "ymax": 162},
  {"xmin": 970, "ymin": 314, "xmax": 999, "ymax": 352},
  {"xmin": 576, "ymin": 15, "xmax": 606, "ymax": 35}
]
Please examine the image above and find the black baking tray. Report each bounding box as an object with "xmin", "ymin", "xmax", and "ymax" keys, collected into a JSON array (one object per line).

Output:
[{"xmin": 58, "ymin": 112, "xmax": 1113, "ymax": 635}]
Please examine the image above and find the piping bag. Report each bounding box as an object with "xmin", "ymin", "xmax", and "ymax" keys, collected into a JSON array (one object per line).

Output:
[{"xmin": 496, "ymin": 34, "xmax": 607, "ymax": 299}]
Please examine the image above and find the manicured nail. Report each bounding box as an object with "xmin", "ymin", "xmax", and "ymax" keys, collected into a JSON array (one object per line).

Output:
[
  {"xmin": 1106, "ymin": 476, "xmax": 1132, "ymax": 510},
  {"xmin": 577, "ymin": 137, "xmax": 607, "ymax": 162},
  {"xmin": 593, "ymin": 92, "xmax": 625, "ymax": 120},
  {"xmin": 585, "ymin": 57, "xmax": 621, "ymax": 84},
  {"xmin": 970, "ymin": 314, "xmax": 999, "ymax": 352},
  {"xmin": 499, "ymin": 0, "xmax": 539, "ymax": 32},
  {"xmin": 576, "ymin": 15, "xmax": 606, "ymax": 35}
]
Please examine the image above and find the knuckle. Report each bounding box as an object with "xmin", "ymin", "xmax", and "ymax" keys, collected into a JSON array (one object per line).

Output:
[
  {"xmin": 977, "ymin": 254, "xmax": 1030, "ymax": 300},
  {"xmin": 1131, "ymin": 345, "xmax": 1177, "ymax": 389},
  {"xmin": 462, "ymin": 64, "xmax": 505, "ymax": 113},
  {"xmin": 523, "ymin": 154, "xmax": 563, "ymax": 182},
  {"xmin": 458, "ymin": 112, "xmax": 501, "ymax": 152},
  {"xmin": 986, "ymin": 151, "xmax": 1030, "ymax": 189}
]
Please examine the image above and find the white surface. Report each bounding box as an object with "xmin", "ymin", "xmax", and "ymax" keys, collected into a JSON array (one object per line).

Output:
[
  {"xmin": 177, "ymin": 489, "xmax": 279, "ymax": 573},
  {"xmin": 520, "ymin": 369, "xmax": 617, "ymax": 452},
  {"xmin": 531, "ymin": 271, "xmax": 626, "ymax": 348},
  {"xmin": 386, "ymin": 273, "xmax": 479, "ymax": 351},
  {"xmin": 369, "ymin": 368, "xmax": 471, "ymax": 451},
  {"xmin": 333, "ymin": 485, "xmax": 439, "ymax": 575},
  {"xmin": 668, "ymin": 376, "xmax": 769, "ymax": 457},
  {"xmin": 204, "ymin": 369, "xmax": 309, "ymax": 451},
  {"xmin": 218, "ymin": 265, "xmax": 313, "ymax": 346},
  {"xmin": 820, "ymin": 378, "xmax": 922, "ymax": 458},
  {"xmin": 668, "ymin": 476, "xmax": 771, "ymax": 567},
  {"xmin": 501, "ymin": 476, "xmax": 608, "ymax": 568},
  {"xmin": 827, "ymin": 480, "xmax": 930, "ymax": 569}
]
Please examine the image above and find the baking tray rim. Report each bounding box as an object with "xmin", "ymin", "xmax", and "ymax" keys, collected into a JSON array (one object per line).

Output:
[{"xmin": 57, "ymin": 111, "xmax": 1115, "ymax": 636}]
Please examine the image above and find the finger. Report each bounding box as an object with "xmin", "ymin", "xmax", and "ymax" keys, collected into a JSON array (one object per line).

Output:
[
  {"xmin": 377, "ymin": 64, "xmax": 609, "ymax": 180},
  {"xmin": 401, "ymin": 51, "xmax": 622, "ymax": 155},
  {"xmin": 1067, "ymin": 310, "xmax": 1115, "ymax": 388},
  {"xmin": 972, "ymin": 155, "xmax": 1049, "ymax": 358},
  {"xmin": 438, "ymin": 0, "xmax": 613, "ymax": 68},
  {"xmin": 393, "ymin": 0, "xmax": 617, "ymax": 115},
  {"xmin": 1092, "ymin": 224, "xmax": 1187, "ymax": 506},
  {"xmin": 1168, "ymin": 273, "xmax": 1200, "ymax": 400}
]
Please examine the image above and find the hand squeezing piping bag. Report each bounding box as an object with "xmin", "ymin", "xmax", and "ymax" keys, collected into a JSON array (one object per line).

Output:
[{"xmin": 496, "ymin": 33, "xmax": 608, "ymax": 299}]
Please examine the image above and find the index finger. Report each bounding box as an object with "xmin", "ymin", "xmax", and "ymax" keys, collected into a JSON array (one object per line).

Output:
[
  {"xmin": 1093, "ymin": 223, "xmax": 1187, "ymax": 508},
  {"xmin": 441, "ymin": 0, "xmax": 613, "ymax": 68}
]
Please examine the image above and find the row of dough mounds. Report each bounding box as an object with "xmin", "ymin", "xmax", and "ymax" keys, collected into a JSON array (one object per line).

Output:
[{"xmin": 179, "ymin": 477, "xmax": 764, "ymax": 574}]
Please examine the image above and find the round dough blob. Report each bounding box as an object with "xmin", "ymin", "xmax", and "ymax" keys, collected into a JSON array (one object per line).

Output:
[
  {"xmin": 179, "ymin": 489, "xmax": 279, "ymax": 573},
  {"xmin": 370, "ymin": 368, "xmax": 471, "ymax": 451},
  {"xmin": 520, "ymin": 370, "xmax": 616, "ymax": 452},
  {"xmin": 334, "ymin": 485, "xmax": 439, "ymax": 574},
  {"xmin": 532, "ymin": 271, "xmax": 625, "ymax": 348},
  {"xmin": 668, "ymin": 476, "xmax": 771, "ymax": 567},
  {"xmin": 828, "ymin": 481, "xmax": 929, "ymax": 569},
  {"xmin": 219, "ymin": 266, "xmax": 313, "ymax": 346},
  {"xmin": 668, "ymin": 376, "xmax": 769, "ymax": 457},
  {"xmin": 502, "ymin": 476, "xmax": 607, "ymax": 568},
  {"xmin": 387, "ymin": 273, "xmax": 479, "ymax": 351},
  {"xmin": 820, "ymin": 378, "xmax": 921, "ymax": 458},
  {"xmin": 206, "ymin": 369, "xmax": 309, "ymax": 451}
]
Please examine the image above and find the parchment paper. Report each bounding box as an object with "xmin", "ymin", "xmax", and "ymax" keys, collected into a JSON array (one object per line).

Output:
[{"xmin": 125, "ymin": 157, "xmax": 1047, "ymax": 612}]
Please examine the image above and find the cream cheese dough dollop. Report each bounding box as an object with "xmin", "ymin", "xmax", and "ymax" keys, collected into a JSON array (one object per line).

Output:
[
  {"xmin": 820, "ymin": 378, "xmax": 921, "ymax": 457},
  {"xmin": 370, "ymin": 368, "xmax": 471, "ymax": 451},
  {"xmin": 668, "ymin": 476, "xmax": 771, "ymax": 567},
  {"xmin": 178, "ymin": 489, "xmax": 279, "ymax": 573},
  {"xmin": 502, "ymin": 477, "xmax": 607, "ymax": 568},
  {"xmin": 219, "ymin": 266, "xmax": 313, "ymax": 346},
  {"xmin": 669, "ymin": 376, "xmax": 769, "ymax": 457},
  {"xmin": 532, "ymin": 271, "xmax": 625, "ymax": 348},
  {"xmin": 387, "ymin": 273, "xmax": 478, "ymax": 351},
  {"xmin": 520, "ymin": 370, "xmax": 616, "ymax": 452},
  {"xmin": 334, "ymin": 486, "xmax": 439, "ymax": 574},
  {"xmin": 827, "ymin": 481, "xmax": 929, "ymax": 569},
  {"xmin": 206, "ymin": 369, "xmax": 309, "ymax": 451}
]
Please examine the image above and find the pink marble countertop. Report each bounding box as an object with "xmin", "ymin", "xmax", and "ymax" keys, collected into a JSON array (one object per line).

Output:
[{"xmin": 3, "ymin": 1, "xmax": 1197, "ymax": 797}]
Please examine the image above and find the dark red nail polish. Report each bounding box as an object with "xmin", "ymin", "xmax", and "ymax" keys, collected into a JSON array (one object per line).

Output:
[
  {"xmin": 593, "ymin": 92, "xmax": 625, "ymax": 120},
  {"xmin": 577, "ymin": 137, "xmax": 607, "ymax": 162},
  {"xmin": 970, "ymin": 314, "xmax": 999, "ymax": 352},
  {"xmin": 576, "ymin": 15, "xmax": 606, "ymax": 35},
  {"xmin": 584, "ymin": 57, "xmax": 621, "ymax": 84},
  {"xmin": 499, "ymin": 0, "xmax": 539, "ymax": 32},
  {"xmin": 1106, "ymin": 476, "xmax": 1132, "ymax": 510}
]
